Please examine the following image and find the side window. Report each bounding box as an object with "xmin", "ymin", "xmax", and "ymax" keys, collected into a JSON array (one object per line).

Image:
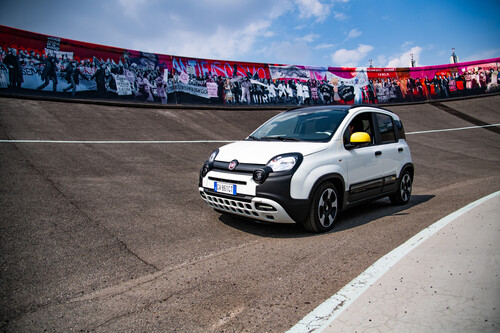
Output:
[
  {"xmin": 376, "ymin": 113, "xmax": 397, "ymax": 144},
  {"xmin": 343, "ymin": 113, "xmax": 374, "ymax": 146},
  {"xmin": 395, "ymin": 119, "xmax": 406, "ymax": 140}
]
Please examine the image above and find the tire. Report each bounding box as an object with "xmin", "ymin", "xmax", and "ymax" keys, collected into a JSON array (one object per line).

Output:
[
  {"xmin": 390, "ymin": 170, "xmax": 413, "ymax": 205},
  {"xmin": 303, "ymin": 182, "xmax": 340, "ymax": 233}
]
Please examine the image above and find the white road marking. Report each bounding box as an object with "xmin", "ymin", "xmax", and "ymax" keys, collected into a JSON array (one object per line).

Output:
[
  {"xmin": 407, "ymin": 123, "xmax": 500, "ymax": 135},
  {"xmin": 286, "ymin": 190, "xmax": 500, "ymax": 333},
  {"xmin": 0, "ymin": 140, "xmax": 235, "ymax": 144},
  {"xmin": 1, "ymin": 124, "xmax": 499, "ymax": 144}
]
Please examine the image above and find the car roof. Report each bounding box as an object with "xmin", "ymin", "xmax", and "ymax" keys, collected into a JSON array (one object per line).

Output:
[{"xmin": 285, "ymin": 104, "xmax": 394, "ymax": 114}]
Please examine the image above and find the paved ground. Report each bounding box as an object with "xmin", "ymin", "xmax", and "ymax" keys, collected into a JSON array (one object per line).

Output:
[
  {"xmin": 320, "ymin": 192, "xmax": 499, "ymax": 333},
  {"xmin": 0, "ymin": 95, "xmax": 499, "ymax": 332}
]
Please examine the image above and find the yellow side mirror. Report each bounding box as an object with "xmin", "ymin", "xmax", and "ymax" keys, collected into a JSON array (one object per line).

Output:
[{"xmin": 350, "ymin": 132, "xmax": 371, "ymax": 144}]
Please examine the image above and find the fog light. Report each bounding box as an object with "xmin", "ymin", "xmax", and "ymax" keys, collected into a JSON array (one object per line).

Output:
[
  {"xmin": 201, "ymin": 163, "xmax": 210, "ymax": 177},
  {"xmin": 253, "ymin": 168, "xmax": 269, "ymax": 184}
]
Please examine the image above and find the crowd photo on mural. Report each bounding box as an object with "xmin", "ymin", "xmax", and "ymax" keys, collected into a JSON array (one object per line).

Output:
[{"xmin": 1, "ymin": 25, "xmax": 499, "ymax": 106}]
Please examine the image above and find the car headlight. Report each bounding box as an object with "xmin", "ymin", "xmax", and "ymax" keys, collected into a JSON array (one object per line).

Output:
[
  {"xmin": 266, "ymin": 154, "xmax": 301, "ymax": 172},
  {"xmin": 208, "ymin": 149, "xmax": 219, "ymax": 163},
  {"xmin": 201, "ymin": 149, "xmax": 219, "ymax": 178}
]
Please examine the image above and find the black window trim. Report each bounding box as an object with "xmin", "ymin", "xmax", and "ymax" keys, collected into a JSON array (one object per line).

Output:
[{"xmin": 373, "ymin": 112, "xmax": 398, "ymax": 145}]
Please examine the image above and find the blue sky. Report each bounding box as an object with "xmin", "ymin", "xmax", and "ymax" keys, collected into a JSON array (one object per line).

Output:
[{"xmin": 1, "ymin": 0, "xmax": 499, "ymax": 68}]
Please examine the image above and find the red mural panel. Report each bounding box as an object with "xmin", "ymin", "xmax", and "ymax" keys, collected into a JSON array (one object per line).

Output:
[{"xmin": 1, "ymin": 25, "xmax": 499, "ymax": 105}]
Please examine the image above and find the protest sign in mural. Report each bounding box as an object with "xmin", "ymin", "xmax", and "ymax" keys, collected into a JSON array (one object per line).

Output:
[{"xmin": 1, "ymin": 25, "xmax": 499, "ymax": 106}]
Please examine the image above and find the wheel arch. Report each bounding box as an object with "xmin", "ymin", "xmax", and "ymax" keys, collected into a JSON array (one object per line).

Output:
[
  {"xmin": 400, "ymin": 163, "xmax": 414, "ymax": 179},
  {"xmin": 308, "ymin": 173, "xmax": 346, "ymax": 212}
]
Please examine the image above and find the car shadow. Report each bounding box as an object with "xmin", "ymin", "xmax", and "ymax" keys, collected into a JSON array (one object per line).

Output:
[{"xmin": 218, "ymin": 194, "xmax": 435, "ymax": 238}]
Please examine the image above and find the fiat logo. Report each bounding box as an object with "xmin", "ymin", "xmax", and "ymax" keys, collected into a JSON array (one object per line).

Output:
[{"xmin": 228, "ymin": 160, "xmax": 238, "ymax": 171}]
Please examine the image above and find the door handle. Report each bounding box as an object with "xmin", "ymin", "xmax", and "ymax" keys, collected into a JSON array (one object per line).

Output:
[
  {"xmin": 398, "ymin": 147, "xmax": 404, "ymax": 152},
  {"xmin": 375, "ymin": 151, "xmax": 382, "ymax": 156}
]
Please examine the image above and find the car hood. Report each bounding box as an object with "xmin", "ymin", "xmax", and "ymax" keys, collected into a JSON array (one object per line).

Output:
[{"xmin": 216, "ymin": 140, "xmax": 329, "ymax": 164}]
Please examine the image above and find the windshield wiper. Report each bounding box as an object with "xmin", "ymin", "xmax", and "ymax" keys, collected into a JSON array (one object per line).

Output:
[
  {"xmin": 260, "ymin": 136, "xmax": 300, "ymax": 142},
  {"xmin": 247, "ymin": 135, "xmax": 260, "ymax": 141}
]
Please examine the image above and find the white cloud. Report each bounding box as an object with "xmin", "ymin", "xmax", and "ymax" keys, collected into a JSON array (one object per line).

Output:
[
  {"xmin": 137, "ymin": 20, "xmax": 274, "ymax": 61},
  {"xmin": 296, "ymin": 33, "xmax": 319, "ymax": 43},
  {"xmin": 375, "ymin": 55, "xmax": 387, "ymax": 67},
  {"xmin": 315, "ymin": 43, "xmax": 335, "ymax": 50},
  {"xmin": 260, "ymin": 40, "xmax": 313, "ymax": 65},
  {"xmin": 401, "ymin": 41, "xmax": 414, "ymax": 49},
  {"xmin": 386, "ymin": 46, "xmax": 423, "ymax": 67},
  {"xmin": 345, "ymin": 28, "xmax": 362, "ymax": 40},
  {"xmin": 110, "ymin": 0, "xmax": 294, "ymax": 61},
  {"xmin": 461, "ymin": 48, "xmax": 500, "ymax": 62},
  {"xmin": 331, "ymin": 44, "xmax": 374, "ymax": 67},
  {"xmin": 295, "ymin": 0, "xmax": 331, "ymax": 22},
  {"xmin": 117, "ymin": 0, "xmax": 148, "ymax": 20},
  {"xmin": 333, "ymin": 12, "xmax": 348, "ymax": 20}
]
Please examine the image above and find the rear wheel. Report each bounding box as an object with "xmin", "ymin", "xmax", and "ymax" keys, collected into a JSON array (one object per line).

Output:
[
  {"xmin": 303, "ymin": 182, "xmax": 339, "ymax": 233},
  {"xmin": 390, "ymin": 170, "xmax": 412, "ymax": 205}
]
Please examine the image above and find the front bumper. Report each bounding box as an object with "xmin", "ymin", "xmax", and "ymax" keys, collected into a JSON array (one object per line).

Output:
[
  {"xmin": 199, "ymin": 187, "xmax": 296, "ymax": 224},
  {"xmin": 199, "ymin": 165, "xmax": 311, "ymax": 224}
]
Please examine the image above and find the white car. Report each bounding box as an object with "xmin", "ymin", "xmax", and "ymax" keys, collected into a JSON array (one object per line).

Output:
[{"xmin": 199, "ymin": 105, "xmax": 414, "ymax": 232}]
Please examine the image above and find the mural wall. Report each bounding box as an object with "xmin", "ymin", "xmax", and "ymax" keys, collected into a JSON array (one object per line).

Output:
[{"xmin": 1, "ymin": 25, "xmax": 499, "ymax": 106}]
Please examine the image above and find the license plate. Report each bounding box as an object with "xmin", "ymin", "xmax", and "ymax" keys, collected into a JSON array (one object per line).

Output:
[{"xmin": 214, "ymin": 182, "xmax": 237, "ymax": 195}]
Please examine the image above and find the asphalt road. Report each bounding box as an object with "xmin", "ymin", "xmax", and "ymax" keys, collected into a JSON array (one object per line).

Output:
[{"xmin": 1, "ymin": 95, "xmax": 499, "ymax": 332}]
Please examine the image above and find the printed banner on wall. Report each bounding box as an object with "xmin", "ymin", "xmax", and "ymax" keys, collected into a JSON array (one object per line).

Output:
[
  {"xmin": 1, "ymin": 24, "xmax": 499, "ymax": 106},
  {"xmin": 0, "ymin": 68, "xmax": 8, "ymax": 88},
  {"xmin": 112, "ymin": 74, "xmax": 132, "ymax": 95}
]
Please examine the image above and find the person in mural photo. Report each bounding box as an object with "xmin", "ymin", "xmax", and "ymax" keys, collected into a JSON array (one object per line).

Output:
[
  {"xmin": 224, "ymin": 77, "xmax": 234, "ymax": 105},
  {"xmin": 36, "ymin": 55, "xmax": 59, "ymax": 92},
  {"xmin": 353, "ymin": 78, "xmax": 362, "ymax": 104},
  {"xmin": 338, "ymin": 81, "xmax": 354, "ymax": 104},
  {"xmin": 479, "ymin": 69, "xmax": 487, "ymax": 91},
  {"xmin": 285, "ymin": 80, "xmax": 293, "ymax": 104},
  {"xmin": 232, "ymin": 81, "xmax": 241, "ymax": 105},
  {"xmin": 302, "ymin": 81, "xmax": 311, "ymax": 104},
  {"xmin": 3, "ymin": 48, "xmax": 23, "ymax": 89},
  {"xmin": 252, "ymin": 79, "xmax": 263, "ymax": 104},
  {"xmin": 62, "ymin": 61, "xmax": 87, "ymax": 96},
  {"xmin": 415, "ymin": 78, "xmax": 424, "ymax": 100},
  {"xmin": 310, "ymin": 79, "xmax": 319, "ymax": 104},
  {"xmin": 487, "ymin": 68, "xmax": 499, "ymax": 91},
  {"xmin": 90, "ymin": 63, "xmax": 108, "ymax": 97},
  {"xmin": 267, "ymin": 79, "xmax": 277, "ymax": 104},
  {"xmin": 439, "ymin": 75, "xmax": 449, "ymax": 98},
  {"xmin": 155, "ymin": 73, "xmax": 168, "ymax": 104},
  {"xmin": 134, "ymin": 72, "xmax": 153, "ymax": 101},
  {"xmin": 241, "ymin": 77, "xmax": 251, "ymax": 105},
  {"xmin": 431, "ymin": 75, "xmax": 441, "ymax": 98},
  {"xmin": 142, "ymin": 72, "xmax": 154, "ymax": 102},
  {"xmin": 296, "ymin": 80, "xmax": 304, "ymax": 105},
  {"xmin": 319, "ymin": 80, "xmax": 332, "ymax": 104}
]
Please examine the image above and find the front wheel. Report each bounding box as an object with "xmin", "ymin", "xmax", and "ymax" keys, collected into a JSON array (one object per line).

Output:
[
  {"xmin": 303, "ymin": 182, "xmax": 340, "ymax": 233},
  {"xmin": 390, "ymin": 170, "xmax": 413, "ymax": 205}
]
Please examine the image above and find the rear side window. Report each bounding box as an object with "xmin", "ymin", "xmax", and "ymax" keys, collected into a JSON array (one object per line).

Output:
[
  {"xmin": 376, "ymin": 113, "xmax": 396, "ymax": 143},
  {"xmin": 395, "ymin": 119, "xmax": 406, "ymax": 140}
]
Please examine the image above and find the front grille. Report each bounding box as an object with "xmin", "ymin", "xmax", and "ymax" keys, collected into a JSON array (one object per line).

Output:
[
  {"xmin": 213, "ymin": 161, "xmax": 265, "ymax": 174},
  {"xmin": 208, "ymin": 176, "xmax": 247, "ymax": 186},
  {"xmin": 200, "ymin": 191, "xmax": 280, "ymax": 222},
  {"xmin": 201, "ymin": 192, "xmax": 259, "ymax": 217}
]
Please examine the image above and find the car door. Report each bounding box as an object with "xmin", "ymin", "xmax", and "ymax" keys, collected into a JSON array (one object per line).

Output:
[
  {"xmin": 373, "ymin": 112, "xmax": 401, "ymax": 194},
  {"xmin": 343, "ymin": 112, "xmax": 383, "ymax": 203}
]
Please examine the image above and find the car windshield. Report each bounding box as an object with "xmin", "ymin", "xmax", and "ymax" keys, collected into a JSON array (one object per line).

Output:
[{"xmin": 248, "ymin": 107, "xmax": 349, "ymax": 142}]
